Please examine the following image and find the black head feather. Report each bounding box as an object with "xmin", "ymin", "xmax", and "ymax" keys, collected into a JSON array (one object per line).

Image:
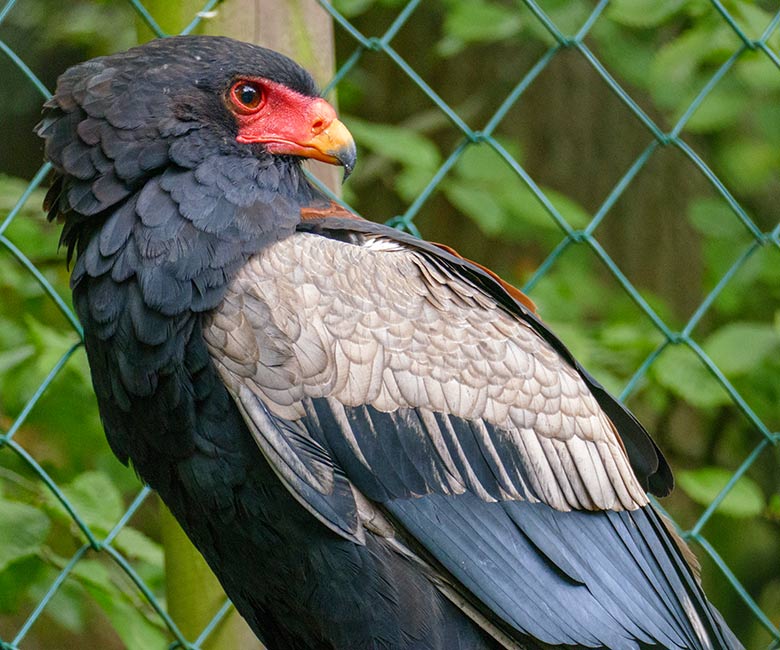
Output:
[{"xmin": 37, "ymin": 35, "xmax": 319, "ymax": 298}]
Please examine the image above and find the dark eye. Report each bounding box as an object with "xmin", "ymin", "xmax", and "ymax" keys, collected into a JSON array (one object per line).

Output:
[{"xmin": 231, "ymin": 81, "xmax": 263, "ymax": 110}]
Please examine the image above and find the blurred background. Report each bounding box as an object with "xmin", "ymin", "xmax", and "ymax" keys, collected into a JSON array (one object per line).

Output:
[{"xmin": 0, "ymin": 0, "xmax": 778, "ymax": 648}]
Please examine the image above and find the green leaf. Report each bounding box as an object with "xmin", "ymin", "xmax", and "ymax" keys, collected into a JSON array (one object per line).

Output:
[
  {"xmin": 757, "ymin": 104, "xmax": 780, "ymax": 147},
  {"xmin": 3, "ymin": 206, "xmax": 61, "ymax": 255},
  {"xmin": 331, "ymin": 0, "xmax": 376, "ymax": 18},
  {"xmin": 454, "ymin": 142, "xmax": 524, "ymax": 183},
  {"xmin": 0, "ymin": 344, "xmax": 35, "ymax": 374},
  {"xmin": 50, "ymin": 471, "xmax": 124, "ymax": 536},
  {"xmin": 72, "ymin": 560, "xmax": 168, "ymax": 649},
  {"xmin": 345, "ymin": 117, "xmax": 441, "ymax": 171},
  {"xmin": 114, "ymin": 527, "xmax": 164, "ymax": 567},
  {"xmin": 736, "ymin": 52, "xmax": 780, "ymax": 93},
  {"xmin": 439, "ymin": 0, "xmax": 522, "ymax": 55},
  {"xmin": 0, "ymin": 316, "xmax": 26, "ymax": 350},
  {"xmin": 703, "ymin": 322, "xmax": 779, "ymax": 377},
  {"xmin": 396, "ymin": 166, "xmax": 435, "ymax": 202},
  {"xmin": 542, "ymin": 1, "xmax": 593, "ymax": 36},
  {"xmin": 650, "ymin": 25, "xmax": 735, "ymax": 110},
  {"xmin": 444, "ymin": 143, "xmax": 589, "ymax": 239},
  {"xmin": 590, "ymin": 20, "xmax": 655, "ymax": 88},
  {"xmin": 0, "ymin": 556, "xmax": 46, "ymax": 613},
  {"xmin": 608, "ymin": 0, "xmax": 685, "ymax": 28},
  {"xmin": 534, "ymin": 188, "xmax": 590, "ymax": 229},
  {"xmin": 25, "ymin": 316, "xmax": 81, "ymax": 377},
  {"xmin": 34, "ymin": 581, "xmax": 86, "ymax": 633},
  {"xmin": 731, "ymin": 2, "xmax": 775, "ymax": 40},
  {"xmin": 768, "ymin": 493, "xmax": 780, "ymax": 520},
  {"xmin": 0, "ymin": 497, "xmax": 50, "ymax": 572},
  {"xmin": 687, "ymin": 197, "xmax": 746, "ymax": 239},
  {"xmin": 684, "ymin": 85, "xmax": 746, "ymax": 132},
  {"xmin": 444, "ymin": 184, "xmax": 506, "ymax": 235},
  {"xmin": 716, "ymin": 139, "xmax": 779, "ymax": 192},
  {"xmin": 543, "ymin": 321, "xmax": 595, "ymax": 368},
  {"xmin": 651, "ymin": 345, "xmax": 731, "ymax": 408},
  {"xmin": 677, "ymin": 467, "xmax": 765, "ymax": 517},
  {"xmin": 0, "ymin": 174, "xmax": 49, "ymax": 221},
  {"xmin": 70, "ymin": 557, "xmax": 112, "ymax": 589}
]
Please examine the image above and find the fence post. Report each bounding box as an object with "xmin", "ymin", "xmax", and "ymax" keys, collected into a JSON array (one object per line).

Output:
[{"xmin": 138, "ymin": 1, "xmax": 338, "ymax": 648}]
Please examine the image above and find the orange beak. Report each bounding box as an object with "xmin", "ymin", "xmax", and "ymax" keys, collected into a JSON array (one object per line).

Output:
[{"xmin": 272, "ymin": 115, "xmax": 357, "ymax": 179}]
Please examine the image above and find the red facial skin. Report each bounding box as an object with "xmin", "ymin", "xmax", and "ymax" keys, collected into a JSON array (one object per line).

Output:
[{"xmin": 228, "ymin": 78, "xmax": 355, "ymax": 171}]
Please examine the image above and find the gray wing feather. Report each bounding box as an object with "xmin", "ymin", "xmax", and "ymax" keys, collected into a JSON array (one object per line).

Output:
[{"xmin": 203, "ymin": 231, "xmax": 647, "ymax": 516}]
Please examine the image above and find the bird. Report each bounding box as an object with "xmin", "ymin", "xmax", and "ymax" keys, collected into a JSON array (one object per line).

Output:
[{"xmin": 38, "ymin": 35, "xmax": 743, "ymax": 650}]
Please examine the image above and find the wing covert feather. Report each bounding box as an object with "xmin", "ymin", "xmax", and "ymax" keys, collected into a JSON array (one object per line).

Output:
[{"xmin": 203, "ymin": 231, "xmax": 647, "ymax": 513}]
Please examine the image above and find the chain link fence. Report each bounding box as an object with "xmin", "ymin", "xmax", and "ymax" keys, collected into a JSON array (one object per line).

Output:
[{"xmin": 1, "ymin": 0, "xmax": 778, "ymax": 648}]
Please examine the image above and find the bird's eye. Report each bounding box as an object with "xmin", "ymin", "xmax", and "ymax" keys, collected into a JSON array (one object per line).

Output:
[{"xmin": 231, "ymin": 81, "xmax": 263, "ymax": 110}]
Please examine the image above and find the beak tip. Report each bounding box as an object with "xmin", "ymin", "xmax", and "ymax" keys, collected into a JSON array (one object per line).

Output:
[{"xmin": 335, "ymin": 143, "xmax": 357, "ymax": 182}]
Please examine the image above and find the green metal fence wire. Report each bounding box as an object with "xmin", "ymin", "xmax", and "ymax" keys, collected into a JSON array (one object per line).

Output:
[{"xmin": 0, "ymin": 0, "xmax": 778, "ymax": 648}]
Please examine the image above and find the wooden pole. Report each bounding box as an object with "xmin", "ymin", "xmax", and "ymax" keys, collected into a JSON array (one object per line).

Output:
[{"xmin": 139, "ymin": 2, "xmax": 339, "ymax": 648}]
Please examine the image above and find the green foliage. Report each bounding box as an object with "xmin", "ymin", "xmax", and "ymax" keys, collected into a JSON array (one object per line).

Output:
[
  {"xmin": 0, "ymin": 170, "xmax": 164, "ymax": 643},
  {"xmin": 607, "ymin": 0, "xmax": 688, "ymax": 29},
  {"xmin": 442, "ymin": 144, "xmax": 590, "ymax": 239},
  {"xmin": 769, "ymin": 493, "xmax": 780, "ymax": 520},
  {"xmin": 346, "ymin": 116, "xmax": 442, "ymax": 200},
  {"xmin": 651, "ymin": 322, "xmax": 778, "ymax": 408},
  {"xmin": 47, "ymin": 471, "xmax": 126, "ymax": 536},
  {"xmin": 0, "ymin": 495, "xmax": 51, "ymax": 572},
  {"xmin": 705, "ymin": 322, "xmax": 779, "ymax": 377},
  {"xmin": 332, "ymin": 0, "xmax": 407, "ymax": 18},
  {"xmin": 653, "ymin": 345, "xmax": 731, "ymax": 408},
  {"xmin": 0, "ymin": 465, "xmax": 165, "ymax": 643},
  {"xmin": 71, "ymin": 560, "xmax": 168, "ymax": 649},
  {"xmin": 677, "ymin": 467, "xmax": 765, "ymax": 518},
  {"xmin": 437, "ymin": 0, "xmax": 523, "ymax": 56}
]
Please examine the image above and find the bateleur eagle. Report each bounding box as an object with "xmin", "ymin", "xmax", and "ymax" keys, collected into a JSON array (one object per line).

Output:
[{"xmin": 38, "ymin": 35, "xmax": 743, "ymax": 650}]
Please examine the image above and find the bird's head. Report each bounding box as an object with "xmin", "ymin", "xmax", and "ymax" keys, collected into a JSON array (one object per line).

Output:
[
  {"xmin": 37, "ymin": 36, "xmax": 357, "ymax": 291},
  {"xmin": 185, "ymin": 36, "xmax": 356, "ymax": 177},
  {"xmin": 39, "ymin": 35, "xmax": 356, "ymax": 196}
]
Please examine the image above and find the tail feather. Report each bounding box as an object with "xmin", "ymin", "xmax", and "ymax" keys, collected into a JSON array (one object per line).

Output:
[{"xmin": 388, "ymin": 493, "xmax": 744, "ymax": 649}]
